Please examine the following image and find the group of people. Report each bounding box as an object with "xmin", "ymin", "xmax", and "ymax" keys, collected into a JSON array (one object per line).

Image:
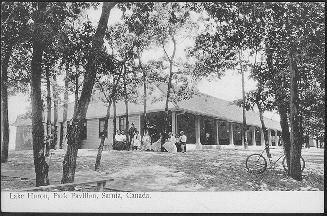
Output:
[{"xmin": 114, "ymin": 123, "xmax": 187, "ymax": 153}]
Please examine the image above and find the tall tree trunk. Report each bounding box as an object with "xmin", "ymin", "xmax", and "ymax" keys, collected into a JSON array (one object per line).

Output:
[
  {"xmin": 288, "ymin": 48, "xmax": 303, "ymax": 181},
  {"xmin": 240, "ymin": 49, "xmax": 247, "ymax": 149},
  {"xmin": 257, "ymin": 102, "xmax": 270, "ymax": 158},
  {"xmin": 60, "ymin": 62, "xmax": 69, "ymax": 149},
  {"xmin": 1, "ymin": 43, "xmax": 13, "ymax": 163},
  {"xmin": 74, "ymin": 74, "xmax": 79, "ymax": 113},
  {"xmin": 52, "ymin": 74, "xmax": 58, "ymax": 149},
  {"xmin": 45, "ymin": 66, "xmax": 51, "ymax": 156},
  {"xmin": 278, "ymin": 104, "xmax": 291, "ymax": 173},
  {"xmin": 163, "ymin": 35, "xmax": 176, "ymax": 148},
  {"xmin": 139, "ymin": 51, "xmax": 147, "ymax": 135},
  {"xmin": 61, "ymin": 2, "xmax": 116, "ymax": 184},
  {"xmin": 95, "ymin": 100, "xmax": 112, "ymax": 171},
  {"xmin": 30, "ymin": 2, "xmax": 49, "ymax": 186},
  {"xmin": 123, "ymin": 65, "xmax": 130, "ymax": 150},
  {"xmin": 113, "ymin": 100, "xmax": 117, "ymax": 145},
  {"xmin": 95, "ymin": 69, "xmax": 123, "ymax": 170}
]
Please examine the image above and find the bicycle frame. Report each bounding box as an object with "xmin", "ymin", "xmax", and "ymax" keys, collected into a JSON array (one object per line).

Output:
[{"xmin": 259, "ymin": 147, "xmax": 284, "ymax": 169}]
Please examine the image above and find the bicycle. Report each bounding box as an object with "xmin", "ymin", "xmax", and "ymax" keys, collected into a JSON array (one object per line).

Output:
[{"xmin": 245, "ymin": 147, "xmax": 305, "ymax": 174}]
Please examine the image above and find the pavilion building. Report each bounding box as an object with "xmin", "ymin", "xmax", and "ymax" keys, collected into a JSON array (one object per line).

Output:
[{"xmin": 13, "ymin": 83, "xmax": 283, "ymax": 150}]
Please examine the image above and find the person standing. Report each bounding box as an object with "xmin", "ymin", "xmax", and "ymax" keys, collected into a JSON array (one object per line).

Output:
[
  {"xmin": 132, "ymin": 131, "xmax": 141, "ymax": 150},
  {"xmin": 152, "ymin": 133, "xmax": 163, "ymax": 152},
  {"xmin": 142, "ymin": 130, "xmax": 151, "ymax": 151},
  {"xmin": 128, "ymin": 123, "xmax": 137, "ymax": 141},
  {"xmin": 179, "ymin": 131, "xmax": 187, "ymax": 153}
]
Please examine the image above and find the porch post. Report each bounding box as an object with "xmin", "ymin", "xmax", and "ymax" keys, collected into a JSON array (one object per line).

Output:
[
  {"xmin": 138, "ymin": 115, "xmax": 141, "ymax": 133},
  {"xmin": 171, "ymin": 111, "xmax": 176, "ymax": 135},
  {"xmin": 215, "ymin": 119, "xmax": 220, "ymax": 146},
  {"xmin": 229, "ymin": 122, "xmax": 234, "ymax": 146},
  {"xmin": 252, "ymin": 127, "xmax": 256, "ymax": 146},
  {"xmin": 268, "ymin": 129, "xmax": 272, "ymax": 146},
  {"xmin": 274, "ymin": 129, "xmax": 278, "ymax": 147},
  {"xmin": 195, "ymin": 115, "xmax": 202, "ymax": 149},
  {"xmin": 260, "ymin": 128, "xmax": 264, "ymax": 146}
]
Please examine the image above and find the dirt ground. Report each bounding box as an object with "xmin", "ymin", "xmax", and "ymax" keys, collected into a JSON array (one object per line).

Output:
[{"xmin": 1, "ymin": 147, "xmax": 324, "ymax": 191}]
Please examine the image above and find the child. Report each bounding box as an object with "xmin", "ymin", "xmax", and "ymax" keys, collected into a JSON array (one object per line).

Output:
[
  {"xmin": 179, "ymin": 131, "xmax": 187, "ymax": 153},
  {"xmin": 132, "ymin": 131, "xmax": 141, "ymax": 150}
]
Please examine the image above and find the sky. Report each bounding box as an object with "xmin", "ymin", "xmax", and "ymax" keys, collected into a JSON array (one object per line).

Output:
[{"xmin": 8, "ymin": 4, "xmax": 280, "ymax": 126}]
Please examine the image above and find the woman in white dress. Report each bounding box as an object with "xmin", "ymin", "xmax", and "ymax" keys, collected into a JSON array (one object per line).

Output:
[
  {"xmin": 132, "ymin": 131, "xmax": 141, "ymax": 150},
  {"xmin": 141, "ymin": 130, "xmax": 151, "ymax": 151},
  {"xmin": 163, "ymin": 132, "xmax": 177, "ymax": 153},
  {"xmin": 151, "ymin": 133, "xmax": 162, "ymax": 152}
]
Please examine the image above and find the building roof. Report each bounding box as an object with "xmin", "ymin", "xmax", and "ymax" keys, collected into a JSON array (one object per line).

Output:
[
  {"xmin": 13, "ymin": 83, "xmax": 281, "ymax": 130},
  {"xmin": 176, "ymin": 92, "xmax": 281, "ymax": 130},
  {"xmin": 12, "ymin": 115, "xmax": 32, "ymax": 127}
]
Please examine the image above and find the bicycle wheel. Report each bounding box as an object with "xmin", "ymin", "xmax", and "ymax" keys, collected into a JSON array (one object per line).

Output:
[
  {"xmin": 246, "ymin": 154, "xmax": 267, "ymax": 174},
  {"xmin": 282, "ymin": 156, "xmax": 305, "ymax": 173}
]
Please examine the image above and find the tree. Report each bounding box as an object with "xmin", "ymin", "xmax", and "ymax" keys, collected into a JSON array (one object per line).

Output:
[
  {"xmin": 1, "ymin": 43, "xmax": 13, "ymax": 163},
  {"xmin": 61, "ymin": 2, "xmax": 117, "ymax": 184},
  {"xmin": 193, "ymin": 2, "xmax": 324, "ymax": 180},
  {"xmin": 241, "ymin": 2, "xmax": 324, "ymax": 179},
  {"xmin": 146, "ymin": 2, "xmax": 195, "ymax": 146},
  {"xmin": 30, "ymin": 2, "xmax": 50, "ymax": 186},
  {"xmin": 43, "ymin": 45, "xmax": 59, "ymax": 155},
  {"xmin": 1, "ymin": 2, "xmax": 31, "ymax": 163},
  {"xmin": 94, "ymin": 55, "xmax": 122, "ymax": 170},
  {"xmin": 120, "ymin": 2, "xmax": 154, "ymax": 134}
]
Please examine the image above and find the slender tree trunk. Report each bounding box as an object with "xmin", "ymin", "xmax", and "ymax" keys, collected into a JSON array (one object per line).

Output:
[
  {"xmin": 257, "ymin": 103, "xmax": 270, "ymax": 158},
  {"xmin": 163, "ymin": 35, "xmax": 176, "ymax": 149},
  {"xmin": 74, "ymin": 74, "xmax": 79, "ymax": 113},
  {"xmin": 95, "ymin": 100, "xmax": 112, "ymax": 171},
  {"xmin": 52, "ymin": 74, "xmax": 59, "ymax": 149},
  {"xmin": 60, "ymin": 62, "xmax": 69, "ymax": 149},
  {"xmin": 113, "ymin": 100, "xmax": 117, "ymax": 145},
  {"xmin": 139, "ymin": 52, "xmax": 147, "ymax": 135},
  {"xmin": 288, "ymin": 48, "xmax": 303, "ymax": 181},
  {"xmin": 30, "ymin": 2, "xmax": 49, "ymax": 186},
  {"xmin": 1, "ymin": 43, "xmax": 13, "ymax": 163},
  {"xmin": 123, "ymin": 65, "xmax": 130, "ymax": 150},
  {"xmin": 45, "ymin": 66, "xmax": 51, "ymax": 156},
  {"xmin": 95, "ymin": 69, "xmax": 123, "ymax": 170},
  {"xmin": 265, "ymin": 30, "xmax": 292, "ymax": 171},
  {"xmin": 240, "ymin": 49, "xmax": 247, "ymax": 149},
  {"xmin": 61, "ymin": 2, "xmax": 116, "ymax": 184},
  {"xmin": 278, "ymin": 104, "xmax": 291, "ymax": 173}
]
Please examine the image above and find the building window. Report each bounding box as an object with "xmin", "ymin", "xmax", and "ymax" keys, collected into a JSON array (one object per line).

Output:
[
  {"xmin": 271, "ymin": 130, "xmax": 276, "ymax": 146},
  {"xmin": 99, "ymin": 118, "xmax": 108, "ymax": 138},
  {"xmin": 233, "ymin": 123, "xmax": 242, "ymax": 145},
  {"xmin": 218, "ymin": 120, "xmax": 230, "ymax": 145}
]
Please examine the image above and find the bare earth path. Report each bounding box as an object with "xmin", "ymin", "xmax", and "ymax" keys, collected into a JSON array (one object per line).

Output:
[{"xmin": 1, "ymin": 148, "xmax": 324, "ymax": 191}]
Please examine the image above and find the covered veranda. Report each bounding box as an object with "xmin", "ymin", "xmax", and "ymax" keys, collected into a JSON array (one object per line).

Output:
[{"xmin": 141, "ymin": 110, "xmax": 282, "ymax": 150}]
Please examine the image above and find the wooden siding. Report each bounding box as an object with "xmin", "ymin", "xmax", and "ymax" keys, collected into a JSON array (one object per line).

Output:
[
  {"xmin": 80, "ymin": 115, "xmax": 141, "ymax": 149},
  {"xmin": 15, "ymin": 126, "xmax": 33, "ymax": 150}
]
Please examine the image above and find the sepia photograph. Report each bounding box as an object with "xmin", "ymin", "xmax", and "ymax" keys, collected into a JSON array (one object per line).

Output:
[{"xmin": 1, "ymin": 1, "xmax": 324, "ymax": 213}]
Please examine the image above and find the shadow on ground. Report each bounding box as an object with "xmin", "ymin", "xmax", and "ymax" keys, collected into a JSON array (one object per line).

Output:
[{"xmin": 1, "ymin": 148, "xmax": 324, "ymax": 191}]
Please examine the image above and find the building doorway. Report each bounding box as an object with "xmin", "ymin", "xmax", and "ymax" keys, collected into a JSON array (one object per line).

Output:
[{"xmin": 200, "ymin": 117, "xmax": 215, "ymax": 145}]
